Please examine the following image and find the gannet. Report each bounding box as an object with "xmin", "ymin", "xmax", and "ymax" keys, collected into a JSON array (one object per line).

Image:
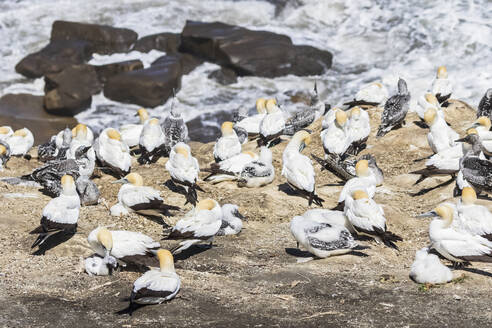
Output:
[
  {"xmin": 376, "ymin": 78, "xmax": 411, "ymax": 138},
  {"xmin": 337, "ymin": 159, "xmax": 378, "ymax": 207},
  {"xmin": 477, "ymin": 88, "xmax": 492, "ymax": 119},
  {"xmin": 424, "ymin": 107, "xmax": 458, "ymax": 154},
  {"xmin": 235, "ymin": 98, "xmax": 267, "ymax": 135},
  {"xmin": 76, "ymin": 175, "xmax": 100, "ymax": 206},
  {"xmin": 38, "ymin": 128, "xmax": 72, "ymax": 162},
  {"xmin": 213, "ymin": 121, "xmax": 241, "ymax": 162},
  {"xmin": 238, "ymin": 146, "xmax": 275, "ymax": 188},
  {"xmin": 124, "ymin": 249, "xmax": 180, "ymax": 315},
  {"xmin": 67, "ymin": 124, "xmax": 96, "ymax": 176},
  {"xmin": 233, "ymin": 125, "xmax": 249, "ymax": 145},
  {"xmin": 431, "ymin": 66, "xmax": 453, "ymax": 106},
  {"xmin": 284, "ymin": 84, "xmax": 326, "ymax": 136},
  {"xmin": 321, "ymin": 107, "xmax": 341, "ymax": 130},
  {"xmin": 94, "ymin": 128, "xmax": 132, "ymax": 177},
  {"xmin": 110, "ymin": 173, "xmax": 179, "ymax": 219},
  {"xmin": 217, "ymin": 204, "xmax": 247, "ymax": 236},
  {"xmin": 0, "ymin": 141, "xmax": 11, "ymax": 170},
  {"xmin": 139, "ymin": 118, "xmax": 167, "ymax": 164},
  {"xmin": 454, "ymin": 187, "xmax": 492, "ymax": 240},
  {"xmin": 7, "ymin": 128, "xmax": 34, "ymax": 156},
  {"xmin": 162, "ymin": 101, "xmax": 189, "ymax": 152},
  {"xmin": 418, "ymin": 204, "xmax": 492, "ymax": 265},
  {"xmin": 0, "ymin": 126, "xmax": 13, "ymax": 141},
  {"xmin": 72, "ymin": 123, "xmax": 94, "ymax": 144},
  {"xmin": 472, "ymin": 117, "xmax": 492, "ymax": 154},
  {"xmin": 165, "ymin": 142, "xmax": 203, "ymax": 205},
  {"xmin": 290, "ymin": 215, "xmax": 357, "ymax": 258},
  {"xmin": 282, "ymin": 130, "xmax": 324, "ymax": 206},
  {"xmin": 120, "ymin": 108, "xmax": 149, "ymax": 148},
  {"xmin": 302, "ymin": 208, "xmax": 353, "ymax": 232},
  {"xmin": 258, "ymin": 99, "xmax": 286, "ymax": 147},
  {"xmin": 163, "ymin": 199, "xmax": 222, "ymax": 254},
  {"xmin": 347, "ymin": 106, "xmax": 370, "ymax": 155},
  {"xmin": 416, "ymin": 93, "xmax": 443, "ymax": 121},
  {"xmin": 344, "ymin": 190, "xmax": 402, "ymax": 249},
  {"xmin": 87, "ymin": 227, "xmax": 161, "ymax": 272},
  {"xmin": 84, "ymin": 255, "xmax": 111, "ymax": 276},
  {"xmin": 320, "ymin": 110, "xmax": 351, "ymax": 159},
  {"xmin": 29, "ymin": 175, "xmax": 80, "ymax": 249},
  {"xmin": 409, "ymin": 247, "xmax": 453, "ymax": 284},
  {"xmin": 204, "ymin": 151, "xmax": 257, "ymax": 184},
  {"xmin": 344, "ymin": 82, "xmax": 389, "ymax": 108}
]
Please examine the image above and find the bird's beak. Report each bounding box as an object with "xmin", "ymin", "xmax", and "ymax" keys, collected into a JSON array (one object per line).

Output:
[
  {"xmin": 133, "ymin": 112, "xmax": 139, "ymax": 117},
  {"xmin": 111, "ymin": 178, "xmax": 128, "ymax": 184},
  {"xmin": 454, "ymin": 137, "xmax": 467, "ymax": 143},
  {"xmin": 299, "ymin": 142, "xmax": 306, "ymax": 153},
  {"xmin": 416, "ymin": 210, "xmax": 438, "ymax": 218}
]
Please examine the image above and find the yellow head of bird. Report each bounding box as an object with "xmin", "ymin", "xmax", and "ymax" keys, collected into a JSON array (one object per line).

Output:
[
  {"xmin": 61, "ymin": 175, "xmax": 75, "ymax": 192},
  {"xmin": 355, "ymin": 160, "xmax": 369, "ymax": 177},
  {"xmin": 73, "ymin": 123, "xmax": 88, "ymax": 138},
  {"xmin": 424, "ymin": 93, "xmax": 439, "ymax": 106},
  {"xmin": 466, "ymin": 128, "xmax": 478, "ymax": 136},
  {"xmin": 13, "ymin": 129, "xmax": 27, "ymax": 137},
  {"xmin": 197, "ymin": 199, "xmax": 216, "ymax": 211},
  {"xmin": 242, "ymin": 151, "xmax": 256, "ymax": 158},
  {"xmin": 350, "ymin": 106, "xmax": 361, "ymax": 118},
  {"xmin": 221, "ymin": 121, "xmax": 235, "ymax": 136},
  {"xmin": 434, "ymin": 204, "xmax": 454, "ymax": 226},
  {"xmin": 461, "ymin": 187, "xmax": 477, "ymax": 205},
  {"xmin": 353, "ymin": 190, "xmax": 369, "ymax": 200},
  {"xmin": 265, "ymin": 99, "xmax": 278, "ymax": 113},
  {"xmin": 256, "ymin": 98, "xmax": 267, "ymax": 114},
  {"xmin": 335, "ymin": 110, "xmax": 348, "ymax": 126},
  {"xmin": 175, "ymin": 144, "xmax": 189, "ymax": 158},
  {"xmin": 476, "ymin": 116, "xmax": 491, "ymax": 129},
  {"xmin": 0, "ymin": 127, "xmax": 10, "ymax": 135},
  {"xmin": 293, "ymin": 130, "xmax": 311, "ymax": 146},
  {"xmin": 149, "ymin": 118, "xmax": 160, "ymax": 126},
  {"xmin": 437, "ymin": 66, "xmax": 448, "ymax": 79},
  {"xmin": 124, "ymin": 173, "xmax": 144, "ymax": 186},
  {"xmin": 106, "ymin": 128, "xmax": 121, "ymax": 141},
  {"xmin": 97, "ymin": 227, "xmax": 113, "ymax": 251},
  {"xmin": 0, "ymin": 144, "xmax": 6, "ymax": 155},
  {"xmin": 137, "ymin": 108, "xmax": 149, "ymax": 123},
  {"xmin": 423, "ymin": 107, "xmax": 437, "ymax": 125},
  {"xmin": 157, "ymin": 249, "xmax": 175, "ymax": 272}
]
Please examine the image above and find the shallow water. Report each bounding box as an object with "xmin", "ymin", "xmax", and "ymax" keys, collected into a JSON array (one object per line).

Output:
[{"xmin": 0, "ymin": 0, "xmax": 490, "ymax": 140}]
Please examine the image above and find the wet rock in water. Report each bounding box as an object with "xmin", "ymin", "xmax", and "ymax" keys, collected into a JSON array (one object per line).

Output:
[
  {"xmin": 0, "ymin": 94, "xmax": 77, "ymax": 145},
  {"xmin": 132, "ymin": 32, "xmax": 181, "ymax": 53},
  {"xmin": 93, "ymin": 60, "xmax": 144, "ymax": 84},
  {"xmin": 208, "ymin": 67, "xmax": 238, "ymax": 85},
  {"xmin": 51, "ymin": 20, "xmax": 138, "ymax": 54},
  {"xmin": 187, "ymin": 110, "xmax": 234, "ymax": 142},
  {"xmin": 44, "ymin": 65, "xmax": 101, "ymax": 116},
  {"xmin": 15, "ymin": 40, "xmax": 92, "ymax": 78},
  {"xmin": 180, "ymin": 20, "xmax": 332, "ymax": 77},
  {"xmin": 152, "ymin": 53, "xmax": 203, "ymax": 75}
]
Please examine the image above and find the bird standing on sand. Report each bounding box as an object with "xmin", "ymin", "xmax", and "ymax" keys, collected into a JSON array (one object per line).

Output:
[
  {"xmin": 163, "ymin": 199, "xmax": 223, "ymax": 254},
  {"xmin": 321, "ymin": 110, "xmax": 351, "ymax": 159},
  {"xmin": 376, "ymin": 78, "xmax": 410, "ymax": 138},
  {"xmin": 282, "ymin": 130, "xmax": 324, "ymax": 206},
  {"xmin": 214, "ymin": 121, "xmax": 241, "ymax": 162},
  {"xmin": 258, "ymin": 99, "xmax": 286, "ymax": 147},
  {"xmin": 477, "ymin": 88, "xmax": 492, "ymax": 119},
  {"xmin": 30, "ymin": 175, "xmax": 80, "ymax": 249},
  {"xmin": 7, "ymin": 128, "xmax": 34, "ymax": 156},
  {"xmin": 110, "ymin": 173, "xmax": 179, "ymax": 220},
  {"xmin": 238, "ymin": 146, "xmax": 275, "ymax": 188},
  {"xmin": 344, "ymin": 190, "xmax": 402, "ymax": 249},
  {"xmin": 290, "ymin": 215, "xmax": 357, "ymax": 258},
  {"xmin": 94, "ymin": 128, "xmax": 132, "ymax": 177},
  {"xmin": 125, "ymin": 249, "xmax": 180, "ymax": 315},
  {"xmin": 165, "ymin": 142, "xmax": 203, "ymax": 205},
  {"xmin": 139, "ymin": 118, "xmax": 166, "ymax": 164},
  {"xmin": 120, "ymin": 108, "xmax": 149, "ymax": 148},
  {"xmin": 431, "ymin": 66, "xmax": 453, "ymax": 107}
]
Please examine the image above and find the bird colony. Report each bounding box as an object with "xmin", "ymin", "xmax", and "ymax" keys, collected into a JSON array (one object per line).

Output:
[{"xmin": 1, "ymin": 66, "xmax": 491, "ymax": 315}]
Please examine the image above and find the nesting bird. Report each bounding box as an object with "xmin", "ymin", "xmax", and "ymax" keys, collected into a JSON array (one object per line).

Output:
[
  {"xmin": 258, "ymin": 99, "xmax": 286, "ymax": 147},
  {"xmin": 234, "ymin": 98, "xmax": 267, "ymax": 135},
  {"xmin": 7, "ymin": 128, "xmax": 34, "ymax": 156},
  {"xmin": 416, "ymin": 93, "xmax": 443, "ymax": 121},
  {"xmin": 165, "ymin": 142, "xmax": 203, "ymax": 205},
  {"xmin": 337, "ymin": 159, "xmax": 379, "ymax": 208},
  {"xmin": 376, "ymin": 78, "xmax": 411, "ymax": 138},
  {"xmin": 431, "ymin": 66, "xmax": 453, "ymax": 107},
  {"xmin": 237, "ymin": 146, "xmax": 275, "ymax": 188},
  {"xmin": 320, "ymin": 110, "xmax": 351, "ymax": 159},
  {"xmin": 214, "ymin": 121, "xmax": 241, "ymax": 162},
  {"xmin": 30, "ymin": 175, "xmax": 80, "ymax": 250},
  {"xmin": 110, "ymin": 173, "xmax": 179, "ymax": 220},
  {"xmin": 0, "ymin": 126, "xmax": 13, "ymax": 141},
  {"xmin": 139, "ymin": 118, "xmax": 167, "ymax": 164},
  {"xmin": 282, "ymin": 130, "xmax": 324, "ymax": 206},
  {"xmin": 94, "ymin": 128, "xmax": 132, "ymax": 177},
  {"xmin": 163, "ymin": 199, "xmax": 223, "ymax": 254},
  {"xmin": 345, "ymin": 82, "xmax": 389, "ymax": 107},
  {"xmin": 204, "ymin": 151, "xmax": 257, "ymax": 184},
  {"xmin": 409, "ymin": 247, "xmax": 453, "ymax": 284},
  {"xmin": 217, "ymin": 204, "xmax": 247, "ymax": 236},
  {"xmin": 120, "ymin": 108, "xmax": 149, "ymax": 148}
]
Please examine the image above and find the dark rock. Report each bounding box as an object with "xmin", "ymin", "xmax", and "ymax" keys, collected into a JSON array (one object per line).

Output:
[
  {"xmin": 180, "ymin": 20, "xmax": 332, "ymax": 77},
  {"xmin": 186, "ymin": 110, "xmax": 233, "ymax": 143},
  {"xmin": 151, "ymin": 53, "xmax": 203, "ymax": 75},
  {"xmin": 0, "ymin": 94, "xmax": 77, "ymax": 145},
  {"xmin": 208, "ymin": 67, "xmax": 238, "ymax": 85},
  {"xmin": 43, "ymin": 65, "xmax": 101, "ymax": 116},
  {"xmin": 93, "ymin": 60, "xmax": 144, "ymax": 84},
  {"xmin": 51, "ymin": 20, "xmax": 138, "ymax": 54},
  {"xmin": 103, "ymin": 55, "xmax": 182, "ymax": 108},
  {"xmin": 15, "ymin": 40, "xmax": 92, "ymax": 78},
  {"xmin": 132, "ymin": 32, "xmax": 181, "ymax": 53}
]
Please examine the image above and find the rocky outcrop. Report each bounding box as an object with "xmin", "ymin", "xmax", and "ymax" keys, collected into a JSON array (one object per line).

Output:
[
  {"xmin": 15, "ymin": 40, "xmax": 92, "ymax": 78},
  {"xmin": 93, "ymin": 60, "xmax": 144, "ymax": 84},
  {"xmin": 208, "ymin": 67, "xmax": 238, "ymax": 85},
  {"xmin": 43, "ymin": 65, "xmax": 101, "ymax": 116},
  {"xmin": 0, "ymin": 94, "xmax": 77, "ymax": 144},
  {"xmin": 132, "ymin": 32, "xmax": 181, "ymax": 53},
  {"xmin": 180, "ymin": 20, "xmax": 332, "ymax": 77},
  {"xmin": 51, "ymin": 20, "xmax": 138, "ymax": 54}
]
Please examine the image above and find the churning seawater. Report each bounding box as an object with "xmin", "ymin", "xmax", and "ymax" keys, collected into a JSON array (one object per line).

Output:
[{"xmin": 0, "ymin": 0, "xmax": 490, "ymax": 140}]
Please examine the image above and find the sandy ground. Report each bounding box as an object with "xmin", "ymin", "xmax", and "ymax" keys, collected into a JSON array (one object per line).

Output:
[{"xmin": 0, "ymin": 100, "xmax": 491, "ymax": 327}]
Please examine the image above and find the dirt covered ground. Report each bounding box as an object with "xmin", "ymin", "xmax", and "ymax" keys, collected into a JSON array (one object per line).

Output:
[{"xmin": 0, "ymin": 100, "xmax": 491, "ymax": 327}]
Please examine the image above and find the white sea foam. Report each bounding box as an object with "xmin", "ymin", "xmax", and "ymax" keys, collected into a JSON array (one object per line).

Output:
[{"xmin": 0, "ymin": 0, "xmax": 490, "ymax": 139}]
